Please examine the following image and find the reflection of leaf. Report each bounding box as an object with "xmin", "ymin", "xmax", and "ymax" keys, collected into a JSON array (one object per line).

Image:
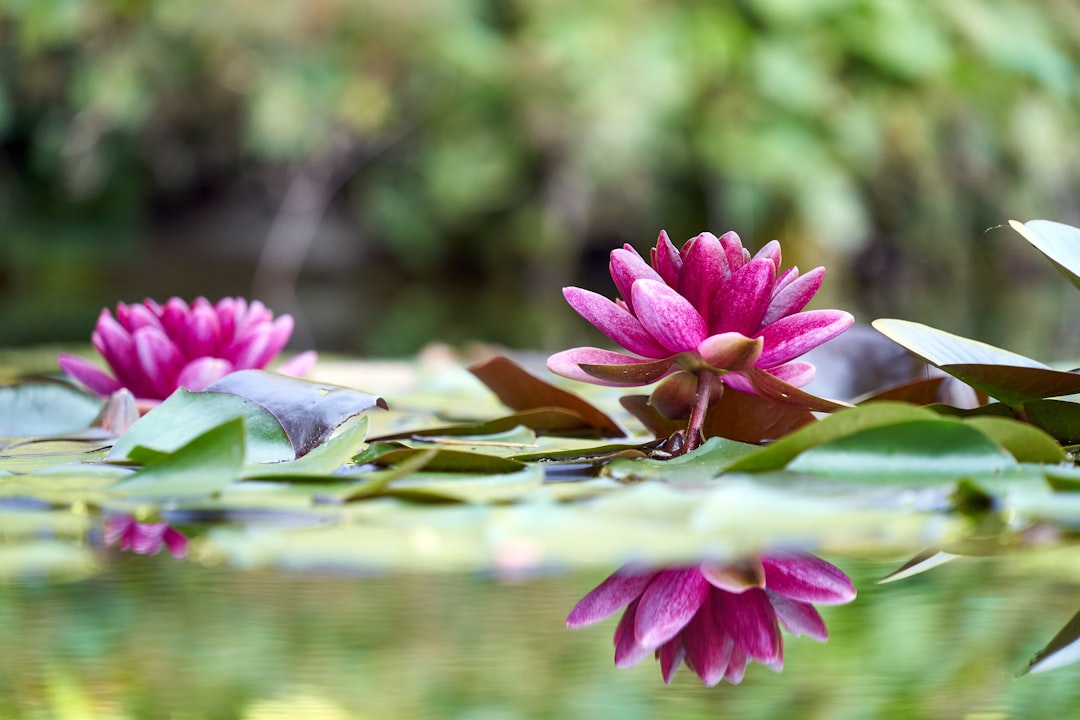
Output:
[
  {"xmin": 1010, "ymin": 219, "xmax": 1080, "ymax": 293},
  {"xmin": 110, "ymin": 418, "xmax": 245, "ymax": 498},
  {"xmin": 108, "ymin": 389, "xmax": 292, "ymax": 464},
  {"xmin": 1022, "ymin": 607, "xmax": 1080, "ymax": 676},
  {"xmin": 872, "ymin": 319, "xmax": 1080, "ymax": 405},
  {"xmin": 0, "ymin": 380, "xmax": 103, "ymax": 437},
  {"xmin": 468, "ymin": 356, "xmax": 623, "ymax": 437},
  {"xmin": 207, "ymin": 370, "xmax": 387, "ymax": 457}
]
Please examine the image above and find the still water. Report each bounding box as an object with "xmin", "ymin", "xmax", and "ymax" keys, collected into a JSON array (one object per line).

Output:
[{"xmin": 3, "ymin": 552, "xmax": 1080, "ymax": 719}]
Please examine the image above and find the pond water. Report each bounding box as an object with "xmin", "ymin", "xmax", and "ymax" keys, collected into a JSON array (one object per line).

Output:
[{"xmin": 3, "ymin": 551, "xmax": 1079, "ymax": 719}]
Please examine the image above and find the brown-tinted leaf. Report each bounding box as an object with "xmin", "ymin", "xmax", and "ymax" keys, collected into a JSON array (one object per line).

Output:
[
  {"xmin": 743, "ymin": 368, "xmax": 852, "ymax": 412},
  {"xmin": 854, "ymin": 376, "xmax": 946, "ymax": 405},
  {"xmin": 468, "ymin": 356, "xmax": 623, "ymax": 437},
  {"xmin": 373, "ymin": 408, "xmax": 610, "ymax": 441},
  {"xmin": 939, "ymin": 363, "xmax": 1080, "ymax": 405}
]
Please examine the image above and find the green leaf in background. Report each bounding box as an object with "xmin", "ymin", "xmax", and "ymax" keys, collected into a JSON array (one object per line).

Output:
[
  {"xmin": 0, "ymin": 381, "xmax": 103, "ymax": 437},
  {"xmin": 108, "ymin": 389, "xmax": 292, "ymax": 464},
  {"xmin": 1010, "ymin": 219, "xmax": 1080, "ymax": 292},
  {"xmin": 110, "ymin": 418, "xmax": 246, "ymax": 498},
  {"xmin": 872, "ymin": 319, "xmax": 1080, "ymax": 404},
  {"xmin": 786, "ymin": 419, "xmax": 1017, "ymax": 479},
  {"xmin": 206, "ymin": 370, "xmax": 387, "ymax": 457},
  {"xmin": 961, "ymin": 416, "xmax": 1066, "ymax": 464}
]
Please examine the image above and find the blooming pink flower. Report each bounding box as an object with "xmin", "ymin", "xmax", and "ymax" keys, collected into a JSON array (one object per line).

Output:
[
  {"xmin": 567, "ymin": 554, "xmax": 856, "ymax": 686},
  {"xmin": 105, "ymin": 515, "xmax": 188, "ymax": 557},
  {"xmin": 547, "ymin": 231, "xmax": 853, "ymax": 393},
  {"xmin": 58, "ymin": 297, "xmax": 317, "ymax": 402}
]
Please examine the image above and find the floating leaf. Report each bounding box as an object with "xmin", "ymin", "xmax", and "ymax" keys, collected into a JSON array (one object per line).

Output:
[
  {"xmin": 1010, "ymin": 219, "xmax": 1080, "ymax": 292},
  {"xmin": 468, "ymin": 356, "xmax": 623, "ymax": 437},
  {"xmin": 1022, "ymin": 607, "xmax": 1080, "ymax": 676},
  {"xmin": 357, "ymin": 444, "xmax": 527, "ymax": 474},
  {"xmin": 207, "ymin": 370, "xmax": 387, "ymax": 457},
  {"xmin": 0, "ymin": 380, "xmax": 103, "ymax": 437},
  {"xmin": 243, "ymin": 417, "xmax": 371, "ymax": 481},
  {"xmin": 606, "ymin": 436, "xmax": 759, "ymax": 485},
  {"xmin": 872, "ymin": 319, "xmax": 1080, "ymax": 405},
  {"xmin": 110, "ymin": 418, "xmax": 246, "ymax": 498},
  {"xmin": 962, "ymin": 416, "xmax": 1066, "ymax": 464},
  {"xmin": 786, "ymin": 420, "xmax": 1017, "ymax": 479}
]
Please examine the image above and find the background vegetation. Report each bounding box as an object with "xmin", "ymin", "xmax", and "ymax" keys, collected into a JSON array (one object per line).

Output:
[{"xmin": 3, "ymin": 0, "xmax": 1080, "ymax": 358}]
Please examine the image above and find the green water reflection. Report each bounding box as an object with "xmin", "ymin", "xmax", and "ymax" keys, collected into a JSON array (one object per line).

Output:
[{"xmin": 3, "ymin": 554, "xmax": 1080, "ymax": 719}]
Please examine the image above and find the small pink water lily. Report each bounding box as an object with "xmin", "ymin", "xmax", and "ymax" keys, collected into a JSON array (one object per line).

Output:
[
  {"xmin": 105, "ymin": 515, "xmax": 188, "ymax": 558},
  {"xmin": 567, "ymin": 554, "xmax": 856, "ymax": 686},
  {"xmin": 548, "ymin": 230, "xmax": 852, "ymax": 452},
  {"xmin": 58, "ymin": 297, "xmax": 317, "ymax": 402}
]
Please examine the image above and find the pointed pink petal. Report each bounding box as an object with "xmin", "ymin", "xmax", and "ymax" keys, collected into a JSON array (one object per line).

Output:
[
  {"xmin": 714, "ymin": 587, "xmax": 782, "ymax": 666},
  {"xmin": 92, "ymin": 311, "xmax": 143, "ymax": 391},
  {"xmin": 724, "ymin": 645, "xmax": 750, "ymax": 685},
  {"xmin": 610, "ymin": 247, "xmax": 663, "ymax": 314},
  {"xmin": 57, "ymin": 354, "xmax": 122, "ymax": 396},
  {"xmin": 766, "ymin": 361, "xmax": 816, "ymax": 386},
  {"xmin": 176, "ymin": 357, "xmax": 235, "ymax": 391},
  {"xmin": 183, "ymin": 301, "xmax": 223, "ymax": 358},
  {"xmin": 131, "ymin": 522, "xmax": 168, "ymax": 554},
  {"xmin": 631, "ymin": 280, "xmax": 707, "ymax": 353},
  {"xmin": 224, "ymin": 327, "xmax": 272, "ymax": 369},
  {"xmin": 650, "ymin": 230, "xmax": 682, "ymax": 287},
  {"xmin": 658, "ymin": 636, "xmax": 686, "ymax": 684},
  {"xmin": 567, "ymin": 569, "xmax": 656, "ymax": 628},
  {"xmin": 756, "ymin": 310, "xmax": 854, "ymax": 366},
  {"xmin": 753, "ymin": 239, "xmax": 782, "ymax": 269},
  {"xmin": 682, "ymin": 592, "xmax": 732, "ymax": 686},
  {"xmin": 709, "ymin": 258, "xmax": 776, "ymax": 336},
  {"xmin": 104, "ymin": 516, "xmax": 136, "ymax": 545},
  {"xmin": 216, "ymin": 297, "xmax": 240, "ymax": 340},
  {"xmin": 772, "ymin": 267, "xmax": 798, "ymax": 296},
  {"xmin": 634, "ymin": 568, "xmax": 709, "ymax": 649},
  {"xmin": 763, "ymin": 267, "xmax": 826, "ymax": 326},
  {"xmin": 163, "ymin": 527, "xmax": 189, "ymax": 558},
  {"xmin": 160, "ymin": 297, "xmax": 191, "ymax": 341},
  {"xmin": 717, "ymin": 231, "xmax": 747, "ymax": 274},
  {"xmin": 614, "ymin": 599, "xmax": 652, "ymax": 668},
  {"xmin": 547, "ymin": 348, "xmax": 676, "ymax": 387},
  {"xmin": 277, "ymin": 350, "xmax": 317, "ymax": 377},
  {"xmin": 676, "ymin": 232, "xmax": 728, "ymax": 319},
  {"xmin": 132, "ymin": 327, "xmax": 185, "ymax": 399},
  {"xmin": 762, "ymin": 554, "xmax": 856, "ymax": 605},
  {"xmin": 123, "ymin": 303, "xmax": 165, "ymax": 333},
  {"xmin": 696, "ymin": 333, "xmax": 763, "ymax": 372},
  {"xmin": 563, "ymin": 287, "xmax": 671, "ymax": 358},
  {"xmin": 767, "ymin": 591, "xmax": 829, "ymax": 642}
]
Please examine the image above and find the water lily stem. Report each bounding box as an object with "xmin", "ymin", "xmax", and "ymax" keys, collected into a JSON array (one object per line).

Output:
[{"xmin": 682, "ymin": 371, "xmax": 714, "ymax": 454}]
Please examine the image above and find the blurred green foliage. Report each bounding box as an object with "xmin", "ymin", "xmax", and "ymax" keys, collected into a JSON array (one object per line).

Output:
[{"xmin": 2, "ymin": 0, "xmax": 1080, "ymax": 356}]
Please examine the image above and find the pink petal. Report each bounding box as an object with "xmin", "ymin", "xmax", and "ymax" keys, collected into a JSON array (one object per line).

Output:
[
  {"xmin": 724, "ymin": 645, "xmax": 750, "ymax": 685},
  {"xmin": 132, "ymin": 327, "xmax": 185, "ymax": 399},
  {"xmin": 610, "ymin": 247, "xmax": 663, "ymax": 314},
  {"xmin": 183, "ymin": 301, "xmax": 224, "ymax": 358},
  {"xmin": 767, "ymin": 591, "xmax": 828, "ymax": 642},
  {"xmin": 547, "ymin": 347, "xmax": 677, "ymax": 387},
  {"xmin": 762, "ymin": 554, "xmax": 856, "ymax": 605},
  {"xmin": 224, "ymin": 327, "xmax": 272, "ymax": 369},
  {"xmin": 277, "ymin": 350, "xmax": 318, "ymax": 377},
  {"xmin": 717, "ymin": 231, "xmax": 747, "ymax": 274},
  {"xmin": 92, "ymin": 311, "xmax": 143, "ymax": 392},
  {"xmin": 634, "ymin": 568, "xmax": 709, "ymax": 649},
  {"xmin": 756, "ymin": 310, "xmax": 854, "ymax": 367},
  {"xmin": 650, "ymin": 230, "xmax": 682, "ymax": 287},
  {"xmin": 658, "ymin": 636, "xmax": 687, "ymax": 684},
  {"xmin": 122, "ymin": 303, "xmax": 165, "ymax": 333},
  {"xmin": 714, "ymin": 587, "xmax": 782, "ymax": 666},
  {"xmin": 763, "ymin": 267, "xmax": 826, "ymax": 326},
  {"xmin": 772, "ymin": 267, "xmax": 799, "ymax": 296},
  {"xmin": 631, "ymin": 280, "xmax": 707, "ymax": 353},
  {"xmin": 176, "ymin": 357, "xmax": 235, "ymax": 392},
  {"xmin": 163, "ymin": 527, "xmax": 189, "ymax": 558},
  {"xmin": 104, "ymin": 516, "xmax": 136, "ymax": 545},
  {"xmin": 131, "ymin": 522, "xmax": 168, "ymax": 554},
  {"xmin": 708, "ymin": 258, "xmax": 777, "ymax": 336},
  {"xmin": 753, "ymin": 239, "xmax": 782, "ymax": 269},
  {"xmin": 563, "ymin": 287, "xmax": 670, "ymax": 358},
  {"xmin": 676, "ymin": 232, "xmax": 729, "ymax": 319},
  {"xmin": 682, "ymin": 592, "xmax": 732, "ymax": 686},
  {"xmin": 721, "ymin": 361, "xmax": 817, "ymax": 394},
  {"xmin": 159, "ymin": 297, "xmax": 191, "ymax": 341},
  {"xmin": 57, "ymin": 354, "xmax": 122, "ymax": 396},
  {"xmin": 567, "ymin": 569, "xmax": 657, "ymax": 628},
  {"xmin": 614, "ymin": 599, "xmax": 652, "ymax": 668},
  {"xmin": 216, "ymin": 297, "xmax": 240, "ymax": 340},
  {"xmin": 696, "ymin": 333, "xmax": 763, "ymax": 372}
]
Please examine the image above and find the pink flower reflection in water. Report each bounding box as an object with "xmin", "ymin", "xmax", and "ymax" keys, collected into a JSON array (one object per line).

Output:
[
  {"xmin": 567, "ymin": 554, "xmax": 856, "ymax": 686},
  {"xmin": 105, "ymin": 516, "xmax": 188, "ymax": 558}
]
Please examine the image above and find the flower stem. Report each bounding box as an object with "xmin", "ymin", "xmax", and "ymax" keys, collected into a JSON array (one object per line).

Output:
[{"xmin": 682, "ymin": 371, "xmax": 715, "ymax": 454}]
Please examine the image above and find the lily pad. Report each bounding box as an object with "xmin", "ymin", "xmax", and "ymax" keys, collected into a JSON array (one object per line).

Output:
[
  {"xmin": 1010, "ymin": 219, "xmax": 1080, "ymax": 292},
  {"xmin": 207, "ymin": 370, "xmax": 387, "ymax": 457},
  {"xmin": 0, "ymin": 380, "xmax": 103, "ymax": 437}
]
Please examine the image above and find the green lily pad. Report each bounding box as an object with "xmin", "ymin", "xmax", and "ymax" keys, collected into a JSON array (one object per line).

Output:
[
  {"xmin": 0, "ymin": 380, "xmax": 103, "ymax": 437},
  {"xmin": 243, "ymin": 417, "xmax": 371, "ymax": 481},
  {"xmin": 1010, "ymin": 219, "xmax": 1080, "ymax": 293},
  {"xmin": 961, "ymin": 416, "xmax": 1066, "ymax": 464}
]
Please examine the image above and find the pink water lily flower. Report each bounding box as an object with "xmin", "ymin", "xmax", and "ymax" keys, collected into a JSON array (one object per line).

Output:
[
  {"xmin": 549, "ymin": 230, "xmax": 852, "ymax": 393},
  {"xmin": 58, "ymin": 297, "xmax": 316, "ymax": 402},
  {"xmin": 105, "ymin": 515, "xmax": 188, "ymax": 558},
  {"xmin": 567, "ymin": 554, "xmax": 856, "ymax": 686}
]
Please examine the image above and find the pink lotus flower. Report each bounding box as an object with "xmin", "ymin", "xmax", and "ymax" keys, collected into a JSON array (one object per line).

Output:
[
  {"xmin": 58, "ymin": 297, "xmax": 317, "ymax": 402},
  {"xmin": 105, "ymin": 515, "xmax": 188, "ymax": 557},
  {"xmin": 548, "ymin": 231, "xmax": 852, "ymax": 394},
  {"xmin": 567, "ymin": 554, "xmax": 856, "ymax": 686}
]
